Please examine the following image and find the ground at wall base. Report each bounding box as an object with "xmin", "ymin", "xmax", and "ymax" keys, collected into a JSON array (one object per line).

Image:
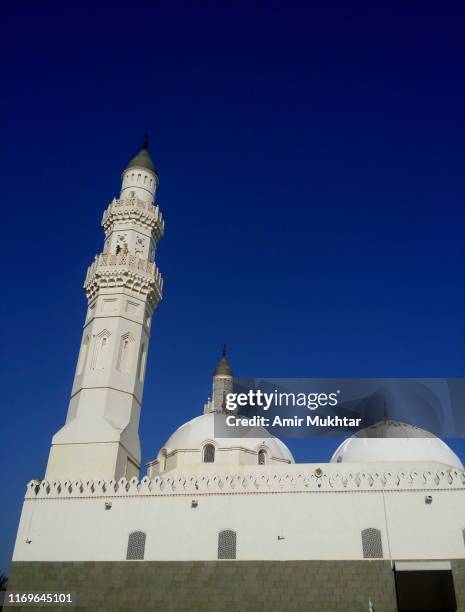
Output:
[
  {"xmin": 6, "ymin": 559, "xmax": 465, "ymax": 611},
  {"xmin": 5, "ymin": 559, "xmax": 398, "ymax": 611}
]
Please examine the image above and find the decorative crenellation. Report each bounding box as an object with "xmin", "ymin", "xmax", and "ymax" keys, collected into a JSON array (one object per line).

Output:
[
  {"xmin": 102, "ymin": 196, "xmax": 164, "ymax": 240},
  {"xmin": 25, "ymin": 468, "xmax": 465, "ymax": 500},
  {"xmin": 84, "ymin": 252, "xmax": 163, "ymax": 306}
]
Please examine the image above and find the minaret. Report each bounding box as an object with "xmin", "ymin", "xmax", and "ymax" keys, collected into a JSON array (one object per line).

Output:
[
  {"xmin": 204, "ymin": 346, "xmax": 233, "ymax": 413},
  {"xmin": 45, "ymin": 136, "xmax": 164, "ymax": 482}
]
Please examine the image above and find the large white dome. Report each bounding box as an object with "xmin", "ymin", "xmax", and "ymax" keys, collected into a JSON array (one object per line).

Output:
[
  {"xmin": 161, "ymin": 412, "xmax": 294, "ymax": 463},
  {"xmin": 330, "ymin": 419, "xmax": 463, "ymax": 468}
]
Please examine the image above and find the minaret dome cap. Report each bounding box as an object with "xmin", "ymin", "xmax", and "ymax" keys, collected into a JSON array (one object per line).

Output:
[
  {"xmin": 213, "ymin": 345, "xmax": 233, "ymax": 377},
  {"xmin": 125, "ymin": 133, "xmax": 157, "ymax": 174}
]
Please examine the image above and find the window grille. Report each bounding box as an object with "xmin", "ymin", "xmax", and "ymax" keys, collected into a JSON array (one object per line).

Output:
[
  {"xmin": 203, "ymin": 444, "xmax": 215, "ymax": 463},
  {"xmin": 126, "ymin": 531, "xmax": 146, "ymax": 560},
  {"xmin": 361, "ymin": 528, "xmax": 383, "ymax": 558},
  {"xmin": 462, "ymin": 528, "xmax": 465, "ymax": 546},
  {"xmin": 218, "ymin": 529, "xmax": 237, "ymax": 559},
  {"xmin": 258, "ymin": 449, "xmax": 266, "ymax": 465}
]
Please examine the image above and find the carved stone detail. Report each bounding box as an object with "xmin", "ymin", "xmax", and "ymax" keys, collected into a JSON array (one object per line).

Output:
[
  {"xmin": 102, "ymin": 196, "xmax": 164, "ymax": 240},
  {"xmin": 84, "ymin": 252, "xmax": 163, "ymax": 307},
  {"xmin": 24, "ymin": 467, "xmax": 465, "ymax": 500}
]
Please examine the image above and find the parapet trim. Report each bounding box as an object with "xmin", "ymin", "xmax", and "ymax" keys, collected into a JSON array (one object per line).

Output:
[
  {"xmin": 102, "ymin": 196, "xmax": 164, "ymax": 239},
  {"xmin": 25, "ymin": 467, "xmax": 465, "ymax": 500},
  {"xmin": 84, "ymin": 252, "xmax": 163, "ymax": 307}
]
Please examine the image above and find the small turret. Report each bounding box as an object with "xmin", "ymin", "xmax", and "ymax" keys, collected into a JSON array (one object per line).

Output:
[{"xmin": 204, "ymin": 346, "xmax": 233, "ymax": 414}]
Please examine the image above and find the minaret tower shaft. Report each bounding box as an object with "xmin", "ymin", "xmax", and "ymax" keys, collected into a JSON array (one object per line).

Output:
[{"xmin": 45, "ymin": 137, "xmax": 164, "ymax": 481}]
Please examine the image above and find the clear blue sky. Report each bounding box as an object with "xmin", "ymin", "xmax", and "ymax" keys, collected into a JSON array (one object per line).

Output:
[{"xmin": 1, "ymin": 1, "xmax": 464, "ymax": 572}]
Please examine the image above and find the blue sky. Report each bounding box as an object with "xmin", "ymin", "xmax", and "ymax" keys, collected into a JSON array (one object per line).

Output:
[{"xmin": 1, "ymin": 1, "xmax": 464, "ymax": 572}]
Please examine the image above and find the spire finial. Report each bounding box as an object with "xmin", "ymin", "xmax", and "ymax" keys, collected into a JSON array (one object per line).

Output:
[
  {"xmin": 143, "ymin": 132, "xmax": 149, "ymax": 150},
  {"xmin": 222, "ymin": 344, "xmax": 226, "ymax": 357}
]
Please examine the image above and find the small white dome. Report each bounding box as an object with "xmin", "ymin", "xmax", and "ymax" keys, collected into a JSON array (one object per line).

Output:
[
  {"xmin": 330, "ymin": 420, "xmax": 463, "ymax": 468},
  {"xmin": 161, "ymin": 412, "xmax": 294, "ymax": 463}
]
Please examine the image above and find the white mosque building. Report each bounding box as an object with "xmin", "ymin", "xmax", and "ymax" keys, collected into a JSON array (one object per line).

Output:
[{"xmin": 8, "ymin": 139, "xmax": 465, "ymax": 612}]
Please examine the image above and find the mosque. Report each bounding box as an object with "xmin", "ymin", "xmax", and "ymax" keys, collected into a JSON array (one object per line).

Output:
[{"xmin": 7, "ymin": 139, "xmax": 465, "ymax": 611}]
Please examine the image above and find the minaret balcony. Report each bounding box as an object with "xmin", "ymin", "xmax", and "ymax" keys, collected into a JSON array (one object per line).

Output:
[
  {"xmin": 84, "ymin": 252, "xmax": 163, "ymax": 305},
  {"xmin": 102, "ymin": 196, "xmax": 164, "ymax": 239}
]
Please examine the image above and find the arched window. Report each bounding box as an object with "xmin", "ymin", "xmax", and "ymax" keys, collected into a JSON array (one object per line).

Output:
[
  {"xmin": 258, "ymin": 449, "xmax": 266, "ymax": 465},
  {"xmin": 135, "ymin": 237, "xmax": 145, "ymax": 257},
  {"xmin": 77, "ymin": 335, "xmax": 90, "ymax": 375},
  {"xmin": 92, "ymin": 330, "xmax": 111, "ymax": 370},
  {"xmin": 115, "ymin": 237, "xmax": 128, "ymax": 256},
  {"xmin": 126, "ymin": 531, "xmax": 146, "ymax": 560},
  {"xmin": 159, "ymin": 450, "xmax": 167, "ymax": 472},
  {"xmin": 203, "ymin": 444, "xmax": 215, "ymax": 463},
  {"xmin": 138, "ymin": 343, "xmax": 147, "ymax": 383},
  {"xmin": 361, "ymin": 528, "xmax": 383, "ymax": 558},
  {"xmin": 117, "ymin": 333, "xmax": 135, "ymax": 373},
  {"xmin": 218, "ymin": 529, "xmax": 236, "ymax": 559}
]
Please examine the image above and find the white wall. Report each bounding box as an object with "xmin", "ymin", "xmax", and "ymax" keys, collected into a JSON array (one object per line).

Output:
[{"xmin": 13, "ymin": 463, "xmax": 465, "ymax": 563}]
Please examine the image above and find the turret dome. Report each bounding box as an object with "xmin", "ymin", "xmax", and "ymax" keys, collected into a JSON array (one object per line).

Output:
[
  {"xmin": 147, "ymin": 412, "xmax": 294, "ymax": 476},
  {"xmin": 126, "ymin": 134, "xmax": 157, "ymax": 174},
  {"xmin": 330, "ymin": 419, "xmax": 463, "ymax": 468},
  {"xmin": 213, "ymin": 347, "xmax": 232, "ymax": 377}
]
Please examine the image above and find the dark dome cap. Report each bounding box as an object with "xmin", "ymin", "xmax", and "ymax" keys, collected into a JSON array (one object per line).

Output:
[
  {"xmin": 125, "ymin": 133, "xmax": 157, "ymax": 174},
  {"xmin": 213, "ymin": 345, "xmax": 233, "ymax": 377}
]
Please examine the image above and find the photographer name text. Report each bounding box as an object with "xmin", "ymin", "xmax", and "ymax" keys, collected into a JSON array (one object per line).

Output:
[{"xmin": 226, "ymin": 415, "xmax": 362, "ymax": 427}]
